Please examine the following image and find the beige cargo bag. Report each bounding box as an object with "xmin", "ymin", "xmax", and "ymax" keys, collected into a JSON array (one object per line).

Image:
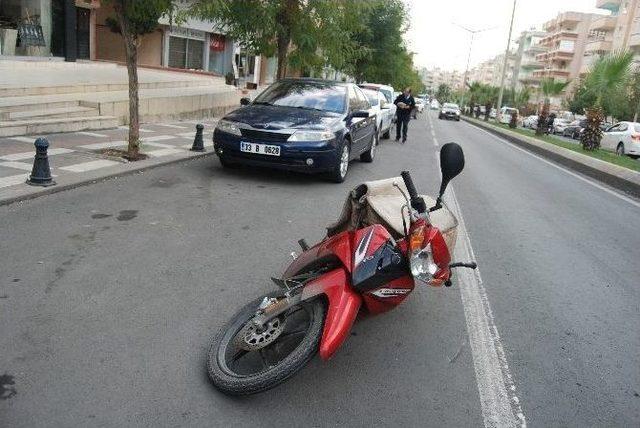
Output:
[{"xmin": 326, "ymin": 177, "xmax": 458, "ymax": 252}]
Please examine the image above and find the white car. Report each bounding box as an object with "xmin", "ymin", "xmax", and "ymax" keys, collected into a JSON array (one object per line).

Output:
[
  {"xmin": 552, "ymin": 119, "xmax": 572, "ymax": 135},
  {"xmin": 523, "ymin": 115, "xmax": 538, "ymax": 129},
  {"xmin": 412, "ymin": 98, "xmax": 425, "ymax": 118},
  {"xmin": 600, "ymin": 121, "xmax": 640, "ymax": 158},
  {"xmin": 497, "ymin": 107, "xmax": 519, "ymax": 124},
  {"xmin": 360, "ymin": 87, "xmax": 394, "ymax": 140},
  {"xmin": 359, "ymin": 83, "xmax": 397, "ymax": 127}
]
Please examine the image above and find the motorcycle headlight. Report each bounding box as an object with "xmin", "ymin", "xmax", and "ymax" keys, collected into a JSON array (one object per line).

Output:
[
  {"xmin": 287, "ymin": 130, "xmax": 334, "ymax": 142},
  {"xmin": 410, "ymin": 243, "xmax": 439, "ymax": 280},
  {"xmin": 215, "ymin": 120, "xmax": 242, "ymax": 136}
]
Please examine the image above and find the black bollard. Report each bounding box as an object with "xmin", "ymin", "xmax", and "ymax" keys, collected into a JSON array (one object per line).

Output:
[
  {"xmin": 26, "ymin": 138, "xmax": 56, "ymax": 187},
  {"xmin": 191, "ymin": 124, "xmax": 205, "ymax": 152}
]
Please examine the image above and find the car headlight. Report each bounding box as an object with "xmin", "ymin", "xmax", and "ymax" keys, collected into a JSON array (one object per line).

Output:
[
  {"xmin": 441, "ymin": 110, "xmax": 446, "ymax": 114},
  {"xmin": 455, "ymin": 111, "xmax": 460, "ymax": 115},
  {"xmin": 215, "ymin": 120, "xmax": 242, "ymax": 136},
  {"xmin": 410, "ymin": 243, "xmax": 439, "ymax": 281},
  {"xmin": 287, "ymin": 130, "xmax": 334, "ymax": 142}
]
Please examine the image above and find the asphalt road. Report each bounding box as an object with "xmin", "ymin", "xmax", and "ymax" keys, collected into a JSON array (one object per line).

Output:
[{"xmin": 1, "ymin": 111, "xmax": 638, "ymax": 427}]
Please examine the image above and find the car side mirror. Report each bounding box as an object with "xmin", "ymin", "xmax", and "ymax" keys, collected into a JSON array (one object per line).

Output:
[
  {"xmin": 438, "ymin": 142, "xmax": 465, "ymax": 201},
  {"xmin": 351, "ymin": 110, "xmax": 370, "ymax": 118},
  {"xmin": 240, "ymin": 97, "xmax": 251, "ymax": 106}
]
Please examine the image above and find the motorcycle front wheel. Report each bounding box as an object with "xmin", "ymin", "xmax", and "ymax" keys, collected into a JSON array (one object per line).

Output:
[{"xmin": 207, "ymin": 292, "xmax": 325, "ymax": 395}]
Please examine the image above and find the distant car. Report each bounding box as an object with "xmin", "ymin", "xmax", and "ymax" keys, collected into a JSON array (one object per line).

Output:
[
  {"xmin": 439, "ymin": 103, "xmax": 461, "ymax": 121},
  {"xmin": 360, "ymin": 87, "xmax": 394, "ymax": 140},
  {"xmin": 497, "ymin": 107, "xmax": 519, "ymax": 125},
  {"xmin": 553, "ymin": 119, "xmax": 572, "ymax": 135},
  {"xmin": 522, "ymin": 115, "xmax": 538, "ymax": 129},
  {"xmin": 213, "ymin": 78, "xmax": 377, "ymax": 182},
  {"xmin": 562, "ymin": 119, "xmax": 587, "ymax": 139},
  {"xmin": 600, "ymin": 121, "xmax": 640, "ymax": 158},
  {"xmin": 490, "ymin": 108, "xmax": 497, "ymax": 119},
  {"xmin": 430, "ymin": 99, "xmax": 441, "ymax": 110}
]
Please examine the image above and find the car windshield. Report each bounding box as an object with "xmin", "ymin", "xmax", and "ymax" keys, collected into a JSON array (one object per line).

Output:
[
  {"xmin": 253, "ymin": 80, "xmax": 346, "ymax": 113},
  {"xmin": 361, "ymin": 88, "xmax": 379, "ymax": 106},
  {"xmin": 504, "ymin": 108, "xmax": 517, "ymax": 114},
  {"xmin": 443, "ymin": 103, "xmax": 459, "ymax": 109}
]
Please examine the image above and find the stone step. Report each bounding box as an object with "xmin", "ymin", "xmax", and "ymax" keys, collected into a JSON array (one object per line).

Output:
[
  {"xmin": 0, "ymin": 116, "xmax": 118, "ymax": 138},
  {"xmin": 0, "ymin": 100, "xmax": 82, "ymax": 114},
  {"xmin": 0, "ymin": 79, "xmax": 230, "ymax": 97},
  {"xmin": 9, "ymin": 106, "xmax": 99, "ymax": 121}
]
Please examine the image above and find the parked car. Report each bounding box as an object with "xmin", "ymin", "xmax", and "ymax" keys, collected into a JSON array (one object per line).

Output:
[
  {"xmin": 600, "ymin": 121, "xmax": 640, "ymax": 158},
  {"xmin": 359, "ymin": 83, "xmax": 397, "ymax": 124},
  {"xmin": 562, "ymin": 119, "xmax": 587, "ymax": 139},
  {"xmin": 359, "ymin": 86, "xmax": 394, "ymax": 139},
  {"xmin": 439, "ymin": 103, "xmax": 461, "ymax": 121},
  {"xmin": 430, "ymin": 99, "xmax": 441, "ymax": 110},
  {"xmin": 522, "ymin": 115, "xmax": 538, "ymax": 129},
  {"xmin": 553, "ymin": 118, "xmax": 572, "ymax": 135},
  {"xmin": 490, "ymin": 108, "xmax": 497, "ymax": 119},
  {"xmin": 497, "ymin": 107, "xmax": 519, "ymax": 124},
  {"xmin": 213, "ymin": 78, "xmax": 377, "ymax": 182}
]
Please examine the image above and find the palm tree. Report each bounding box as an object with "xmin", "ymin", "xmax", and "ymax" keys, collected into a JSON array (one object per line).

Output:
[
  {"xmin": 536, "ymin": 78, "xmax": 569, "ymax": 135},
  {"xmin": 513, "ymin": 87, "xmax": 532, "ymax": 111},
  {"xmin": 479, "ymin": 85, "xmax": 499, "ymax": 121},
  {"xmin": 580, "ymin": 50, "xmax": 633, "ymax": 150}
]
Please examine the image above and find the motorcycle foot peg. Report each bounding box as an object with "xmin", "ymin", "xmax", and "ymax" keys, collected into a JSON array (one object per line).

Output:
[{"xmin": 298, "ymin": 239, "xmax": 309, "ymax": 251}]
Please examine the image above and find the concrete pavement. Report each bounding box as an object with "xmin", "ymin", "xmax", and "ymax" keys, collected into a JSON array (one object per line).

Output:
[{"xmin": 1, "ymin": 111, "xmax": 639, "ymax": 427}]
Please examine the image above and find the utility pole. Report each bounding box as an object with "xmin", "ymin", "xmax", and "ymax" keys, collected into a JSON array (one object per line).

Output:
[
  {"xmin": 496, "ymin": 0, "xmax": 517, "ymax": 113},
  {"xmin": 454, "ymin": 24, "xmax": 496, "ymax": 110}
]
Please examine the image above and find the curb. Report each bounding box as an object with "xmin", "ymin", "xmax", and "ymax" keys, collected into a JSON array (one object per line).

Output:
[
  {"xmin": 462, "ymin": 117, "xmax": 640, "ymax": 200},
  {"xmin": 0, "ymin": 151, "xmax": 216, "ymax": 207}
]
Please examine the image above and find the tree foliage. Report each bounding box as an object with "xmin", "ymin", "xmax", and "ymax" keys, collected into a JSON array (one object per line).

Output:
[
  {"xmin": 435, "ymin": 84, "xmax": 452, "ymax": 104},
  {"xmin": 536, "ymin": 78, "xmax": 569, "ymax": 135},
  {"xmin": 192, "ymin": 0, "xmax": 364, "ymax": 78},
  {"xmin": 349, "ymin": 0, "xmax": 423, "ymax": 91}
]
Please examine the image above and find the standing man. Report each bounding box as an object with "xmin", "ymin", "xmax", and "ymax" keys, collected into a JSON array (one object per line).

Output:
[{"xmin": 394, "ymin": 87, "xmax": 415, "ymax": 143}]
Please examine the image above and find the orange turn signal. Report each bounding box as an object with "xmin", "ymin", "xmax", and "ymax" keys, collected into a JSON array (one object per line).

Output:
[{"xmin": 409, "ymin": 225, "xmax": 426, "ymax": 252}]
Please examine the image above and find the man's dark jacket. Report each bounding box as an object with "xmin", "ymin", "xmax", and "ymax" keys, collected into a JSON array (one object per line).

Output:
[{"xmin": 394, "ymin": 93, "xmax": 416, "ymax": 118}]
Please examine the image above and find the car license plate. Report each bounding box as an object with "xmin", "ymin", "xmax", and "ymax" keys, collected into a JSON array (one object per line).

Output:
[{"xmin": 239, "ymin": 142, "xmax": 281, "ymax": 156}]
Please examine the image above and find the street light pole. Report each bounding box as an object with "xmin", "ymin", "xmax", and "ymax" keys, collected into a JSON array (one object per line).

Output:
[
  {"xmin": 496, "ymin": 0, "xmax": 518, "ymax": 114},
  {"xmin": 455, "ymin": 24, "xmax": 496, "ymax": 110}
]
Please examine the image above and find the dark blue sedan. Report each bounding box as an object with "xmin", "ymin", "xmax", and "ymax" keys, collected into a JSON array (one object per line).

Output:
[{"xmin": 213, "ymin": 78, "xmax": 377, "ymax": 182}]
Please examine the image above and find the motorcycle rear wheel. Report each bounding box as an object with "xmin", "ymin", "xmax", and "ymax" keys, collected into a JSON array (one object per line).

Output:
[{"xmin": 207, "ymin": 292, "xmax": 325, "ymax": 395}]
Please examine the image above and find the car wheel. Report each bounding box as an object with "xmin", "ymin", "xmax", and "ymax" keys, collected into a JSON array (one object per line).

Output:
[
  {"xmin": 382, "ymin": 127, "xmax": 390, "ymax": 139},
  {"xmin": 360, "ymin": 129, "xmax": 378, "ymax": 163},
  {"xmin": 616, "ymin": 143, "xmax": 625, "ymax": 156},
  {"xmin": 328, "ymin": 140, "xmax": 350, "ymax": 183}
]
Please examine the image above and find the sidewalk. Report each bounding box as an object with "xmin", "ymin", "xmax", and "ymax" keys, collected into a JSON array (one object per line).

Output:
[{"xmin": 0, "ymin": 119, "xmax": 219, "ymax": 205}]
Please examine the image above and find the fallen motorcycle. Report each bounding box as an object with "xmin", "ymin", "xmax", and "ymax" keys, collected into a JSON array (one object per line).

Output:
[{"xmin": 207, "ymin": 142, "xmax": 476, "ymax": 395}]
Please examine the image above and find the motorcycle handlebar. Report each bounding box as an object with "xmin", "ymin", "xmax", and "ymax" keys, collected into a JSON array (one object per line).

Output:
[
  {"xmin": 401, "ymin": 171, "xmax": 426, "ymax": 214},
  {"xmin": 401, "ymin": 171, "xmax": 419, "ymax": 200}
]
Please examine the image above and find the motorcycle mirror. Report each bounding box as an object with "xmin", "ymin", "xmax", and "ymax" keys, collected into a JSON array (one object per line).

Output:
[{"xmin": 438, "ymin": 142, "xmax": 465, "ymax": 200}]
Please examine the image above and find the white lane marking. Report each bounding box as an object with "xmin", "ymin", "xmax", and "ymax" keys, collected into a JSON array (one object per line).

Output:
[
  {"xmin": 0, "ymin": 173, "xmax": 28, "ymax": 188},
  {"xmin": 59, "ymin": 159, "xmax": 120, "ymax": 172},
  {"xmin": 78, "ymin": 141, "xmax": 127, "ymax": 150},
  {"xmin": 8, "ymin": 136, "xmax": 37, "ymax": 143},
  {"xmin": 142, "ymin": 135, "xmax": 175, "ymax": 142},
  {"xmin": 118, "ymin": 126, "xmax": 153, "ymax": 133},
  {"xmin": 0, "ymin": 148, "xmax": 74, "ymax": 161},
  {"xmin": 78, "ymin": 132, "xmax": 108, "ymax": 138},
  {"xmin": 157, "ymin": 124, "xmax": 188, "ymax": 129},
  {"xmin": 0, "ymin": 161, "xmax": 33, "ymax": 171},
  {"xmin": 432, "ymin": 124, "xmax": 526, "ymax": 427},
  {"xmin": 466, "ymin": 121, "xmax": 640, "ymax": 209},
  {"xmin": 146, "ymin": 148, "xmax": 184, "ymax": 157},
  {"xmin": 428, "ymin": 113, "xmax": 438, "ymax": 146}
]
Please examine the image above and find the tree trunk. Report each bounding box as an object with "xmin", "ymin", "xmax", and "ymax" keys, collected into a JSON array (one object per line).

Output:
[
  {"xmin": 536, "ymin": 99, "xmax": 549, "ymax": 136},
  {"xmin": 275, "ymin": 0, "xmax": 297, "ymax": 80},
  {"xmin": 114, "ymin": 4, "xmax": 140, "ymax": 158},
  {"xmin": 276, "ymin": 31, "xmax": 290, "ymax": 80}
]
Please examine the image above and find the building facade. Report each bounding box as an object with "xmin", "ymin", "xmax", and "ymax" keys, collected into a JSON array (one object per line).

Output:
[
  {"xmin": 513, "ymin": 29, "xmax": 548, "ymax": 91},
  {"xmin": 0, "ymin": 0, "xmax": 100, "ymax": 61}
]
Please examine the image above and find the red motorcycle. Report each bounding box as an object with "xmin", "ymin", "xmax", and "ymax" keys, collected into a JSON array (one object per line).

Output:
[{"xmin": 208, "ymin": 143, "xmax": 476, "ymax": 395}]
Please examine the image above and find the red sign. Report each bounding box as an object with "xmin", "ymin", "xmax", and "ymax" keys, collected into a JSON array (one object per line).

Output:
[{"xmin": 210, "ymin": 34, "xmax": 225, "ymax": 52}]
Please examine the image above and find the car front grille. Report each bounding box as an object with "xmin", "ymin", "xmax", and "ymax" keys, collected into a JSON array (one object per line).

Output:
[{"xmin": 240, "ymin": 128, "xmax": 292, "ymax": 143}]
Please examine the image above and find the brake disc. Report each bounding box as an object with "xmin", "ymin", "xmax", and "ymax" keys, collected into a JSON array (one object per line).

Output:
[{"xmin": 236, "ymin": 317, "xmax": 285, "ymax": 351}]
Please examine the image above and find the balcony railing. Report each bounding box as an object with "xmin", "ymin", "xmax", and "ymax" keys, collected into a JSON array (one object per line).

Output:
[{"xmin": 585, "ymin": 39, "xmax": 613, "ymax": 53}]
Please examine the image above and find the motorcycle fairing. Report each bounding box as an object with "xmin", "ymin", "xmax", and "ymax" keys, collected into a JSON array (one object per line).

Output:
[
  {"xmin": 301, "ymin": 268, "xmax": 361, "ymax": 360},
  {"xmin": 283, "ymin": 231, "xmax": 353, "ymax": 278}
]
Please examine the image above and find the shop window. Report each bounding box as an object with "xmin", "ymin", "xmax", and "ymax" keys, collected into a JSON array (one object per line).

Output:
[{"xmin": 169, "ymin": 36, "xmax": 203, "ymax": 70}]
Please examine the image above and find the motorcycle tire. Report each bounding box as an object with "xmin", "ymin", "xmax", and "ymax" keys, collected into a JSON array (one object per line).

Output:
[{"xmin": 207, "ymin": 292, "xmax": 325, "ymax": 396}]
